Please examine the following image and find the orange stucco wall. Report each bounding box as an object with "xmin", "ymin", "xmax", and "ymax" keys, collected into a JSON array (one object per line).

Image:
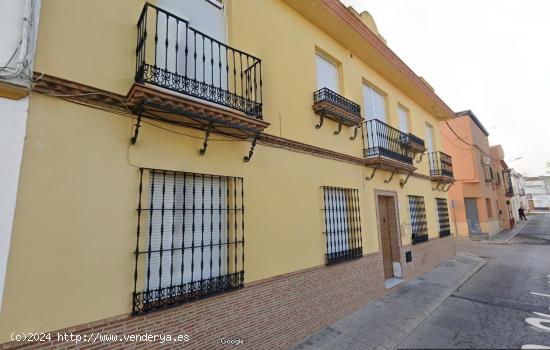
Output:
[{"xmin": 440, "ymin": 115, "xmax": 502, "ymax": 236}]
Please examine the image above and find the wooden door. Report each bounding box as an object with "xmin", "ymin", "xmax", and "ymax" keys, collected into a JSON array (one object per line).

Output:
[{"xmin": 378, "ymin": 196, "xmax": 394, "ymax": 279}]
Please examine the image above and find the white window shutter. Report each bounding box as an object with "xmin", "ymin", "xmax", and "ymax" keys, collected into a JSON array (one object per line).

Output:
[
  {"xmin": 398, "ymin": 107, "xmax": 409, "ymax": 133},
  {"xmin": 145, "ymin": 173, "xmax": 228, "ymax": 293},
  {"xmin": 316, "ymin": 54, "xmax": 339, "ymax": 92}
]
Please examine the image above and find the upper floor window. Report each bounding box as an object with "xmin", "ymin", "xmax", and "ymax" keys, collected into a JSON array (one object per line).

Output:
[
  {"xmin": 132, "ymin": 169, "xmax": 244, "ymax": 315},
  {"xmin": 321, "ymin": 186, "xmax": 363, "ymax": 265},
  {"xmin": 398, "ymin": 105, "xmax": 410, "ymax": 133},
  {"xmin": 315, "ymin": 53, "xmax": 339, "ymax": 93},
  {"xmin": 425, "ymin": 122, "xmax": 434, "ymax": 153},
  {"xmin": 363, "ymin": 84, "xmax": 386, "ymax": 123}
]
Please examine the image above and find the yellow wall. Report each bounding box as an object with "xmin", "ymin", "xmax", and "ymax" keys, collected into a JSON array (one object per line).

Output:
[{"xmin": 1, "ymin": 0, "xmax": 453, "ymax": 341}]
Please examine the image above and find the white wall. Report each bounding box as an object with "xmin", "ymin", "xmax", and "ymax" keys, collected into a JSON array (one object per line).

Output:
[
  {"xmin": 0, "ymin": 97, "xmax": 29, "ymax": 312},
  {"xmin": 0, "ymin": 0, "xmax": 40, "ymax": 312}
]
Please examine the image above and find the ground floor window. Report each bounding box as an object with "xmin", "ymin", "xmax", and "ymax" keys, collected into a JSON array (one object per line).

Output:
[
  {"xmin": 436, "ymin": 198, "xmax": 451, "ymax": 237},
  {"xmin": 408, "ymin": 195, "xmax": 428, "ymax": 244},
  {"xmin": 133, "ymin": 168, "xmax": 244, "ymax": 314},
  {"xmin": 322, "ymin": 186, "xmax": 363, "ymax": 265}
]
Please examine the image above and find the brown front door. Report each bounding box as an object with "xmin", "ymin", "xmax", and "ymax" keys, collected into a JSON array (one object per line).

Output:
[{"xmin": 379, "ymin": 196, "xmax": 393, "ymax": 279}]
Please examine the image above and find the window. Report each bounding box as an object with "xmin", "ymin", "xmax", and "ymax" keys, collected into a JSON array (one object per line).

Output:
[
  {"xmin": 436, "ymin": 198, "xmax": 451, "ymax": 237},
  {"xmin": 408, "ymin": 195, "xmax": 428, "ymax": 244},
  {"xmin": 398, "ymin": 105, "xmax": 410, "ymax": 133},
  {"xmin": 315, "ymin": 53, "xmax": 339, "ymax": 92},
  {"xmin": 425, "ymin": 123, "xmax": 434, "ymax": 153},
  {"xmin": 486, "ymin": 198, "xmax": 493, "ymax": 218},
  {"xmin": 322, "ymin": 187, "xmax": 363, "ymax": 265},
  {"xmin": 363, "ymin": 84, "xmax": 386, "ymax": 123},
  {"xmin": 132, "ymin": 169, "xmax": 244, "ymax": 314}
]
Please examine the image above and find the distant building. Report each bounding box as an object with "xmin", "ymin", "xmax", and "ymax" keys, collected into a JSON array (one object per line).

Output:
[
  {"xmin": 509, "ymin": 170, "xmax": 529, "ymax": 220},
  {"xmin": 525, "ymin": 176, "xmax": 550, "ymax": 211},
  {"xmin": 490, "ymin": 145, "xmax": 515, "ymax": 230},
  {"xmin": 440, "ymin": 110, "xmax": 502, "ymax": 237}
]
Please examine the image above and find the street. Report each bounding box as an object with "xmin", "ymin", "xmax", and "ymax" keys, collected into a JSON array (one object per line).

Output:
[{"xmin": 399, "ymin": 214, "xmax": 550, "ymax": 349}]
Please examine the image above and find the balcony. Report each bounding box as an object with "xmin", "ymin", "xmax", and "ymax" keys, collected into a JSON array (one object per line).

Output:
[
  {"xmin": 312, "ymin": 88, "xmax": 363, "ymax": 134},
  {"xmin": 128, "ymin": 3, "xmax": 269, "ymax": 144},
  {"xmin": 363, "ymin": 119, "xmax": 415, "ymax": 171},
  {"xmin": 506, "ymin": 186, "xmax": 514, "ymax": 197},
  {"xmin": 428, "ymin": 151, "xmax": 454, "ymax": 182},
  {"xmin": 401, "ymin": 133, "xmax": 426, "ymax": 153}
]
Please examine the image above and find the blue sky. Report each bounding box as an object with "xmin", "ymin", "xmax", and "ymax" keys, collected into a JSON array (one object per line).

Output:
[{"xmin": 342, "ymin": 0, "xmax": 550, "ymax": 176}]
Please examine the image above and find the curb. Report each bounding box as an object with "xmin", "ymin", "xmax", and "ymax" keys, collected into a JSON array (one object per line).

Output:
[
  {"xmin": 484, "ymin": 220, "xmax": 529, "ymax": 245},
  {"xmin": 380, "ymin": 255, "xmax": 487, "ymax": 350}
]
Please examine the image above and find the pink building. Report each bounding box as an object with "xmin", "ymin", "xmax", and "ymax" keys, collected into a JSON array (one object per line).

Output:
[{"xmin": 440, "ymin": 110, "xmax": 503, "ymax": 237}]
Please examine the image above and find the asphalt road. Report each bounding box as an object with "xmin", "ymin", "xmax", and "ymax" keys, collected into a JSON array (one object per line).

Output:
[{"xmin": 399, "ymin": 214, "xmax": 550, "ymax": 349}]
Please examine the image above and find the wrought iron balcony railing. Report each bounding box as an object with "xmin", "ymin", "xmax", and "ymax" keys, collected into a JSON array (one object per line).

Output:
[
  {"xmin": 428, "ymin": 151, "xmax": 454, "ymax": 178},
  {"xmin": 364, "ymin": 119, "xmax": 413, "ymax": 165},
  {"xmin": 313, "ymin": 88, "xmax": 361, "ymax": 117},
  {"xmin": 135, "ymin": 3, "xmax": 262, "ymax": 118},
  {"xmin": 506, "ymin": 186, "xmax": 514, "ymax": 197},
  {"xmin": 312, "ymin": 88, "xmax": 363, "ymax": 134}
]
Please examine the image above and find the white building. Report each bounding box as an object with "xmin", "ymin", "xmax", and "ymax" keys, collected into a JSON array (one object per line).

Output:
[
  {"xmin": 0, "ymin": 0, "xmax": 41, "ymax": 312},
  {"xmin": 508, "ymin": 170, "xmax": 528, "ymax": 220},
  {"xmin": 525, "ymin": 176, "xmax": 550, "ymax": 211}
]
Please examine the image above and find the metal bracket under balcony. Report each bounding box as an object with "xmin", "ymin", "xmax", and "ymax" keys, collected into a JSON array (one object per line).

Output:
[
  {"xmin": 312, "ymin": 88, "xmax": 363, "ymax": 135},
  {"xmin": 127, "ymin": 84, "xmax": 269, "ymax": 154}
]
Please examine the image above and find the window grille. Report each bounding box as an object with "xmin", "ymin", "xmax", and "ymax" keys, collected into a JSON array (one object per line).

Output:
[
  {"xmin": 436, "ymin": 198, "xmax": 451, "ymax": 238},
  {"xmin": 322, "ymin": 187, "xmax": 363, "ymax": 265},
  {"xmin": 408, "ymin": 195, "xmax": 428, "ymax": 244},
  {"xmin": 133, "ymin": 169, "xmax": 244, "ymax": 315}
]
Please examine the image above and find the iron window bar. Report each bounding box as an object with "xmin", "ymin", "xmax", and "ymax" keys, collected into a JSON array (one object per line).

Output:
[
  {"xmin": 428, "ymin": 151, "xmax": 454, "ymax": 178},
  {"xmin": 135, "ymin": 3, "xmax": 263, "ymax": 118},
  {"xmin": 364, "ymin": 119, "xmax": 413, "ymax": 165},
  {"xmin": 133, "ymin": 168, "xmax": 245, "ymax": 315},
  {"xmin": 321, "ymin": 186, "xmax": 363, "ymax": 265},
  {"xmin": 408, "ymin": 195, "xmax": 429, "ymax": 244},
  {"xmin": 436, "ymin": 198, "xmax": 451, "ymax": 238}
]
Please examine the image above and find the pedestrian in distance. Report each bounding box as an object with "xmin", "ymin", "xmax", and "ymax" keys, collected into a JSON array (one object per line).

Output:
[{"xmin": 518, "ymin": 206, "xmax": 528, "ymax": 220}]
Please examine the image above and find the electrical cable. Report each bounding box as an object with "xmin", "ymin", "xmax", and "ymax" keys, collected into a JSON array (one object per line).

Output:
[{"xmin": 35, "ymin": 90, "xmax": 247, "ymax": 142}]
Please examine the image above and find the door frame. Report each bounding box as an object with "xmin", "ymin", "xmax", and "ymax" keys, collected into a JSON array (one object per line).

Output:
[{"xmin": 374, "ymin": 190, "xmax": 403, "ymax": 278}]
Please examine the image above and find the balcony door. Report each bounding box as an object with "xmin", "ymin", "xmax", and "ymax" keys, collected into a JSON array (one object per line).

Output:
[
  {"xmin": 315, "ymin": 54, "xmax": 339, "ymax": 92},
  {"xmin": 398, "ymin": 106, "xmax": 409, "ymax": 133},
  {"xmin": 157, "ymin": 0, "xmax": 227, "ymax": 86},
  {"xmin": 363, "ymin": 84, "xmax": 386, "ymax": 123},
  {"xmin": 425, "ymin": 122, "xmax": 434, "ymax": 153}
]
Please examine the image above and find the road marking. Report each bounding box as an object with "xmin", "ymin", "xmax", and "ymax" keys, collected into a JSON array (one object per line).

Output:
[
  {"xmin": 530, "ymin": 292, "xmax": 550, "ymax": 298},
  {"xmin": 522, "ymin": 345, "xmax": 550, "ymax": 349}
]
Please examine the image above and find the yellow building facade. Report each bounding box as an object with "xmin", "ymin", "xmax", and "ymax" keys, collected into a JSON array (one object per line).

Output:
[{"xmin": 0, "ymin": 0, "xmax": 456, "ymax": 349}]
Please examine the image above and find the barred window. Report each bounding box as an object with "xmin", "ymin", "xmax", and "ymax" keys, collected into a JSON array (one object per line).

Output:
[
  {"xmin": 133, "ymin": 169, "xmax": 244, "ymax": 314},
  {"xmin": 322, "ymin": 187, "xmax": 363, "ymax": 265},
  {"xmin": 436, "ymin": 198, "xmax": 451, "ymax": 238},
  {"xmin": 408, "ymin": 195, "xmax": 428, "ymax": 244}
]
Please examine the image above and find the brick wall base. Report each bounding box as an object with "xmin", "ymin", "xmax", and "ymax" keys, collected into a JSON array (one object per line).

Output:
[
  {"xmin": 3, "ymin": 253, "xmax": 387, "ymax": 350},
  {"xmin": 400, "ymin": 236, "xmax": 456, "ymax": 280},
  {"xmin": 2, "ymin": 238, "xmax": 455, "ymax": 350}
]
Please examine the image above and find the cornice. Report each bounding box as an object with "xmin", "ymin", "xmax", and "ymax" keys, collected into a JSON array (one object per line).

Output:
[{"xmin": 31, "ymin": 72, "xmax": 438, "ymax": 182}]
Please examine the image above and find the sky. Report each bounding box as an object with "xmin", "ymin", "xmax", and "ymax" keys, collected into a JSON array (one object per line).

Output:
[{"xmin": 341, "ymin": 0, "xmax": 550, "ymax": 177}]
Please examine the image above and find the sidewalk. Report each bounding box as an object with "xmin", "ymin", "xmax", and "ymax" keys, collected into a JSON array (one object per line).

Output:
[
  {"xmin": 290, "ymin": 252, "xmax": 486, "ymax": 350},
  {"xmin": 469, "ymin": 219, "xmax": 528, "ymax": 244}
]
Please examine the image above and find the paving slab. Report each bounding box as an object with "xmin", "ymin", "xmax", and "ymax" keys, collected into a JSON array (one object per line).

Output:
[{"xmin": 290, "ymin": 253, "xmax": 486, "ymax": 350}]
